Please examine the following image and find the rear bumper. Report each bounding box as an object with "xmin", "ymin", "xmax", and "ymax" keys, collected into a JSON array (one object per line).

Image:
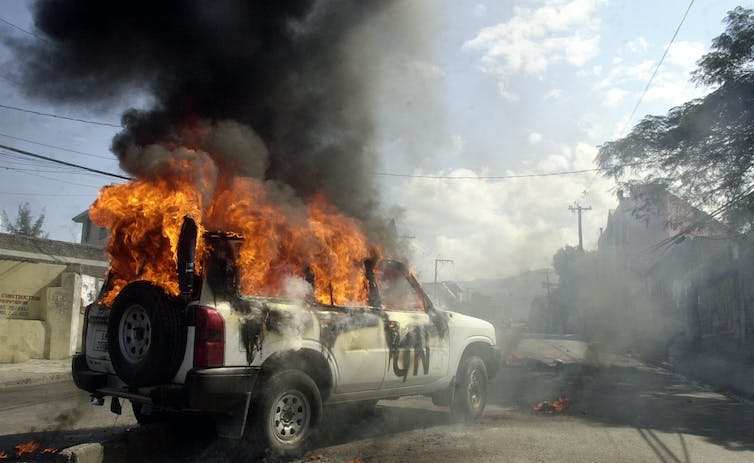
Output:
[{"xmin": 71, "ymin": 353, "xmax": 260, "ymax": 413}]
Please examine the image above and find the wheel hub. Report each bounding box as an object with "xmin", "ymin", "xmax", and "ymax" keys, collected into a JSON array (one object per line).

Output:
[
  {"xmin": 468, "ymin": 369, "xmax": 484, "ymax": 410},
  {"xmin": 119, "ymin": 304, "xmax": 152, "ymax": 363},
  {"xmin": 271, "ymin": 391, "xmax": 310, "ymax": 443}
]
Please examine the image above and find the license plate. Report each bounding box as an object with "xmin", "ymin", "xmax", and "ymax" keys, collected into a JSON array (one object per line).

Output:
[{"xmin": 93, "ymin": 329, "xmax": 108, "ymax": 352}]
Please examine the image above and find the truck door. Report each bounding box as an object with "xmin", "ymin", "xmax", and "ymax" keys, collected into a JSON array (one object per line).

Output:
[
  {"xmin": 378, "ymin": 261, "xmax": 449, "ymax": 390},
  {"xmin": 319, "ymin": 306, "xmax": 387, "ymax": 394}
]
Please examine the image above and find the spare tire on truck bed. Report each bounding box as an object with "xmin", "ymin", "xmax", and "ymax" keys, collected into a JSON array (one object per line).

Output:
[{"xmin": 107, "ymin": 281, "xmax": 187, "ymax": 387}]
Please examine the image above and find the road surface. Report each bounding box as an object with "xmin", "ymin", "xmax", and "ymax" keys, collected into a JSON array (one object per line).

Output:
[{"xmin": 1, "ymin": 336, "xmax": 753, "ymax": 462}]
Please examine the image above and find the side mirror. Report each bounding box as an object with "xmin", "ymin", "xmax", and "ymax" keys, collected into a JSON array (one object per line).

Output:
[{"xmin": 177, "ymin": 216, "xmax": 198, "ymax": 298}]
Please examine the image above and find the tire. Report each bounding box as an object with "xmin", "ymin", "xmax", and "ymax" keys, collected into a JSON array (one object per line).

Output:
[
  {"xmin": 248, "ymin": 370, "xmax": 322, "ymax": 458},
  {"xmin": 450, "ymin": 355, "xmax": 488, "ymax": 421},
  {"xmin": 107, "ymin": 281, "xmax": 186, "ymax": 387}
]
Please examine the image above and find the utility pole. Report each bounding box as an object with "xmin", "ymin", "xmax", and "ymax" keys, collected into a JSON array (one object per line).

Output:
[
  {"xmin": 569, "ymin": 203, "xmax": 592, "ymax": 252},
  {"xmin": 541, "ymin": 269, "xmax": 556, "ymax": 331},
  {"xmin": 541, "ymin": 270, "xmax": 556, "ymax": 298},
  {"xmin": 433, "ymin": 258, "xmax": 453, "ymax": 300}
]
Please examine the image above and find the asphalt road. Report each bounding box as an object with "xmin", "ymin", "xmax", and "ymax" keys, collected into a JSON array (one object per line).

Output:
[{"xmin": 2, "ymin": 337, "xmax": 754, "ymax": 462}]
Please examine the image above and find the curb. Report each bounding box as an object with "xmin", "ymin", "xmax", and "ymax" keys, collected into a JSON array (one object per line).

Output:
[
  {"xmin": 55, "ymin": 424, "xmax": 179, "ymax": 463},
  {"xmin": 0, "ymin": 372, "xmax": 71, "ymax": 389}
]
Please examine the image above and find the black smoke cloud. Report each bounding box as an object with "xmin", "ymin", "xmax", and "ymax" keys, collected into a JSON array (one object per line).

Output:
[{"xmin": 9, "ymin": 0, "xmax": 395, "ymax": 222}]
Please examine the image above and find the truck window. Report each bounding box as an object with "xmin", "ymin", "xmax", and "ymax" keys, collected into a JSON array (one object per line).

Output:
[{"xmin": 378, "ymin": 266, "xmax": 425, "ymax": 312}]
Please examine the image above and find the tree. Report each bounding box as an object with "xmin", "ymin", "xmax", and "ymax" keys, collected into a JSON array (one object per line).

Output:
[
  {"xmin": 597, "ymin": 7, "xmax": 754, "ymax": 233},
  {"xmin": 1, "ymin": 202, "xmax": 49, "ymax": 238}
]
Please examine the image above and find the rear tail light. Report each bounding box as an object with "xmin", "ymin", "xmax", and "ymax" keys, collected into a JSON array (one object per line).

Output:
[{"xmin": 194, "ymin": 306, "xmax": 224, "ymax": 367}]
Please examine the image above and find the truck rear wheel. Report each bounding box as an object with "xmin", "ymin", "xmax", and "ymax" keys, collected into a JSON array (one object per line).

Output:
[
  {"xmin": 248, "ymin": 369, "xmax": 322, "ymax": 457},
  {"xmin": 107, "ymin": 282, "xmax": 186, "ymax": 387}
]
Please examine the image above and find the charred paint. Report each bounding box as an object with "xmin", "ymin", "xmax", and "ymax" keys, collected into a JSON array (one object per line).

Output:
[
  {"xmin": 385, "ymin": 320, "xmax": 433, "ymax": 382},
  {"xmin": 318, "ymin": 308, "xmax": 381, "ymax": 352}
]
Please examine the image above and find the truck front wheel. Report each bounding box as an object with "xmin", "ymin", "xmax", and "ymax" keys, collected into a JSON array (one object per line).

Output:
[{"xmin": 450, "ymin": 355, "xmax": 488, "ymax": 421}]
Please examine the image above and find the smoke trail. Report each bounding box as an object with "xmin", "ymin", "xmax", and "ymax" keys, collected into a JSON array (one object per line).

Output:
[{"xmin": 8, "ymin": 0, "xmax": 399, "ymax": 223}]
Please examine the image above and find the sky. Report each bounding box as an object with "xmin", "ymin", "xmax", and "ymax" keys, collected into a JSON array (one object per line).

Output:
[{"xmin": 0, "ymin": 0, "xmax": 747, "ymax": 282}]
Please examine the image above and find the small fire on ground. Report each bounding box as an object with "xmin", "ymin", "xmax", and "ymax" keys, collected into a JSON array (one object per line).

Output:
[
  {"xmin": 505, "ymin": 353, "xmax": 527, "ymax": 367},
  {"xmin": 534, "ymin": 395, "xmax": 572, "ymax": 414},
  {"xmin": 0, "ymin": 441, "xmax": 57, "ymax": 459}
]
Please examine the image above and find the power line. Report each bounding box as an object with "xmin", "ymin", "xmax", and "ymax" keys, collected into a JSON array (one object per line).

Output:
[
  {"xmin": 625, "ymin": 0, "xmax": 695, "ymax": 131},
  {"xmin": 0, "ymin": 144, "xmax": 131, "ymax": 180},
  {"xmin": 0, "ymin": 103, "xmax": 122, "ymax": 128},
  {"xmin": 0, "ymin": 191, "xmax": 94, "ymax": 197},
  {"xmin": 0, "ymin": 16, "xmax": 49, "ymax": 43},
  {"xmin": 0, "ymin": 132, "xmax": 114, "ymax": 160},
  {"xmin": 377, "ymin": 161, "xmax": 654, "ymax": 181},
  {"xmin": 378, "ymin": 167, "xmax": 599, "ymax": 180},
  {"xmin": 1, "ymin": 166, "xmax": 103, "ymax": 189}
]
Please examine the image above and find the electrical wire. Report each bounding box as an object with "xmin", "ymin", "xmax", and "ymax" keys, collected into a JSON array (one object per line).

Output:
[
  {"xmin": 378, "ymin": 168, "xmax": 599, "ymax": 180},
  {"xmin": 377, "ymin": 161, "xmax": 652, "ymax": 181},
  {"xmin": 0, "ymin": 144, "xmax": 131, "ymax": 180},
  {"xmin": 0, "ymin": 16, "xmax": 49, "ymax": 43},
  {"xmin": 0, "ymin": 191, "xmax": 94, "ymax": 197},
  {"xmin": 1, "ymin": 166, "xmax": 103, "ymax": 189},
  {"xmin": 0, "ymin": 132, "xmax": 114, "ymax": 160},
  {"xmin": 624, "ymin": 0, "xmax": 695, "ymax": 132},
  {"xmin": 0, "ymin": 103, "xmax": 122, "ymax": 128}
]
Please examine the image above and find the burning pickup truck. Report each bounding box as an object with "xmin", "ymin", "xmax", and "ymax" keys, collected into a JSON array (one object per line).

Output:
[{"xmin": 73, "ymin": 217, "xmax": 498, "ymax": 457}]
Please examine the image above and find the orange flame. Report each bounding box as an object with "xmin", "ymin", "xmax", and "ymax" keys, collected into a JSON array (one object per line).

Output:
[
  {"xmin": 15, "ymin": 440, "xmax": 39, "ymax": 456},
  {"xmin": 534, "ymin": 395, "xmax": 572, "ymax": 414},
  {"xmin": 0, "ymin": 450, "xmax": 7, "ymax": 459},
  {"xmin": 41, "ymin": 448, "xmax": 58, "ymax": 454},
  {"xmin": 505, "ymin": 353, "xmax": 526, "ymax": 367},
  {"xmin": 91, "ymin": 151, "xmax": 379, "ymax": 306}
]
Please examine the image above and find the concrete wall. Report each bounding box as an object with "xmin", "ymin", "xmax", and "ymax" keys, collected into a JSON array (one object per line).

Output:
[
  {"xmin": 0, "ymin": 234, "xmax": 108, "ymax": 363},
  {"xmin": 0, "ymin": 263, "xmax": 89, "ymax": 361},
  {"xmin": 0, "ymin": 319, "xmax": 45, "ymax": 363},
  {"xmin": 0, "ymin": 261, "xmax": 67, "ymax": 319},
  {"xmin": 42, "ymin": 272, "xmax": 82, "ymax": 360}
]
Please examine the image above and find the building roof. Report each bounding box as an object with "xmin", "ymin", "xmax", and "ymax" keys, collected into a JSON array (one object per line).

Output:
[{"xmin": 0, "ymin": 232, "xmax": 107, "ymax": 273}]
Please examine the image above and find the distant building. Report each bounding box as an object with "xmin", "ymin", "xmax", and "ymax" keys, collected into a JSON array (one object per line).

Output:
[
  {"xmin": 599, "ymin": 183, "xmax": 728, "ymax": 255},
  {"xmin": 72, "ymin": 210, "xmax": 108, "ymax": 248},
  {"xmin": 596, "ymin": 184, "xmax": 751, "ymax": 359}
]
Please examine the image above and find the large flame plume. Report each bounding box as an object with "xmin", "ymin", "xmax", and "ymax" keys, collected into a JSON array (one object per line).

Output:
[{"xmin": 90, "ymin": 148, "xmax": 379, "ymax": 307}]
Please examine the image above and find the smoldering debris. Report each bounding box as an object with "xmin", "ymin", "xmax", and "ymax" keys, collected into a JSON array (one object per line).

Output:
[{"xmin": 51, "ymin": 406, "xmax": 86, "ymax": 431}]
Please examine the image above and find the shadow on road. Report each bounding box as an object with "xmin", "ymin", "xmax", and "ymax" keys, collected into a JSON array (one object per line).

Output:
[{"xmin": 491, "ymin": 359, "xmax": 754, "ymax": 454}]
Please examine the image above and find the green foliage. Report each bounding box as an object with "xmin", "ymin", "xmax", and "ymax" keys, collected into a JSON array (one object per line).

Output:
[
  {"xmin": 597, "ymin": 7, "xmax": 754, "ymax": 232},
  {"xmin": 1, "ymin": 202, "xmax": 49, "ymax": 238}
]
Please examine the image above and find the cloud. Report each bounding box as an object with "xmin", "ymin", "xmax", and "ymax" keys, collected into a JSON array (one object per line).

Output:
[
  {"xmin": 596, "ymin": 40, "xmax": 709, "ymax": 112},
  {"xmin": 544, "ymin": 88, "xmax": 564, "ymax": 100},
  {"xmin": 603, "ymin": 87, "xmax": 630, "ymax": 107},
  {"xmin": 387, "ymin": 142, "xmax": 617, "ymax": 281},
  {"xmin": 528, "ymin": 132, "xmax": 543, "ymax": 144},
  {"xmin": 463, "ymin": 0, "xmax": 604, "ymax": 99},
  {"xmin": 472, "ymin": 3, "xmax": 487, "ymax": 17},
  {"xmin": 626, "ymin": 37, "xmax": 649, "ymax": 54}
]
